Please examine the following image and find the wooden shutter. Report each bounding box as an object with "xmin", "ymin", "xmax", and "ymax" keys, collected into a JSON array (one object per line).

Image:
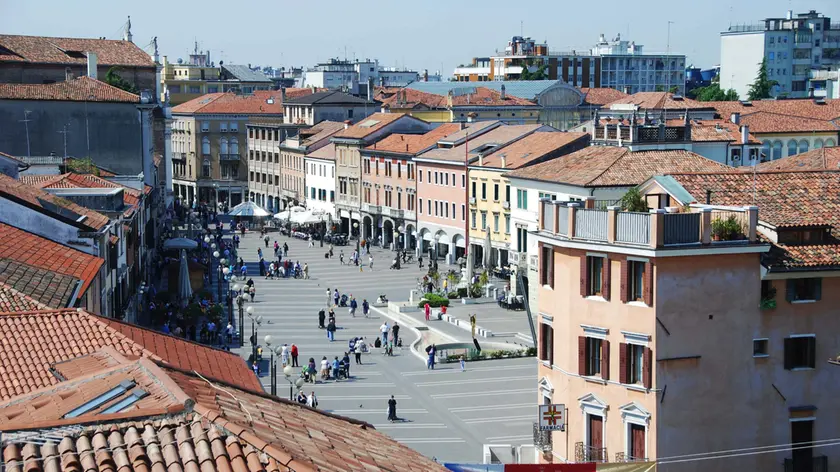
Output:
[
  {"xmin": 580, "ymin": 256, "xmax": 588, "ymax": 297},
  {"xmin": 619, "ymin": 260, "xmax": 629, "ymax": 303},
  {"xmin": 814, "ymin": 279, "xmax": 822, "ymax": 301},
  {"xmin": 619, "ymin": 343, "xmax": 628, "ymax": 384},
  {"xmin": 786, "ymin": 280, "xmax": 795, "ymax": 302},
  {"xmin": 783, "ymin": 338, "xmax": 794, "ymax": 370},
  {"xmin": 578, "ymin": 336, "xmax": 587, "ymax": 375},
  {"xmin": 643, "ymin": 261, "xmax": 654, "ymax": 306},
  {"xmin": 643, "ymin": 347, "xmax": 653, "ymax": 389},
  {"xmin": 602, "ymin": 258, "xmax": 611, "ymax": 301},
  {"xmin": 601, "ymin": 340, "xmax": 610, "ymax": 381}
]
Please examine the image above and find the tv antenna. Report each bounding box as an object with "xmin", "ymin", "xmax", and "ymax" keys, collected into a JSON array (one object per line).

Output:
[{"xmin": 19, "ymin": 110, "xmax": 33, "ymax": 157}]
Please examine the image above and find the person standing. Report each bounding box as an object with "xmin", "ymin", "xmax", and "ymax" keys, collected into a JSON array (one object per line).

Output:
[
  {"xmin": 326, "ymin": 288, "xmax": 332, "ymax": 308},
  {"xmin": 392, "ymin": 323, "xmax": 400, "ymax": 346},
  {"xmin": 362, "ymin": 299, "xmax": 370, "ymax": 318},
  {"xmin": 280, "ymin": 344, "xmax": 289, "ymax": 367},
  {"xmin": 283, "ymin": 242, "xmax": 289, "ymax": 257},
  {"xmin": 334, "ymin": 288, "xmax": 340, "ymax": 307},
  {"xmin": 424, "ymin": 302, "xmax": 431, "ymax": 321},
  {"xmin": 307, "ymin": 391, "xmax": 318, "ymax": 409},
  {"xmin": 349, "ymin": 296, "xmax": 358, "ymax": 317},
  {"xmin": 387, "ymin": 395, "xmax": 397, "ymax": 423},
  {"xmin": 318, "ymin": 308, "xmax": 326, "ymax": 329},
  {"xmin": 249, "ymin": 284, "xmax": 256, "ymax": 302},
  {"xmin": 303, "ymin": 262, "xmax": 310, "ymax": 279},
  {"xmin": 320, "ymin": 356, "xmax": 329, "ymax": 380},
  {"xmin": 327, "ymin": 318, "xmax": 336, "ymax": 342},
  {"xmin": 225, "ymin": 322, "xmax": 234, "ymax": 344},
  {"xmin": 342, "ymin": 351, "xmax": 351, "ymax": 378},
  {"xmin": 291, "ymin": 344, "xmax": 299, "ymax": 367},
  {"xmin": 470, "ymin": 314, "xmax": 477, "ymax": 339},
  {"xmin": 308, "ymin": 234, "xmax": 314, "ymax": 248},
  {"xmin": 354, "ymin": 342, "xmax": 363, "ymax": 364},
  {"xmin": 427, "ymin": 344, "xmax": 436, "ymax": 370},
  {"xmin": 418, "ymin": 255, "xmax": 423, "ymax": 269},
  {"xmin": 264, "ymin": 234, "xmax": 270, "ymax": 248},
  {"xmin": 368, "ymin": 254, "xmax": 374, "ymax": 269},
  {"xmin": 460, "ymin": 355, "xmax": 466, "ymax": 372},
  {"xmin": 380, "ymin": 322, "xmax": 389, "ymax": 346},
  {"xmin": 332, "ymin": 356, "xmax": 340, "ymax": 379},
  {"xmin": 339, "ymin": 251, "xmax": 345, "ymax": 265}
]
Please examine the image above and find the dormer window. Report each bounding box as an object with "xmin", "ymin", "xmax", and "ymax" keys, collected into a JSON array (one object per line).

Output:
[{"xmin": 777, "ymin": 228, "xmax": 828, "ymax": 245}]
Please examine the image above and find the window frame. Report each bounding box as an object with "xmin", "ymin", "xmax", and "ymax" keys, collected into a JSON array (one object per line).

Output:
[
  {"xmin": 753, "ymin": 338, "xmax": 769, "ymax": 358},
  {"xmin": 784, "ymin": 335, "xmax": 816, "ymax": 370}
]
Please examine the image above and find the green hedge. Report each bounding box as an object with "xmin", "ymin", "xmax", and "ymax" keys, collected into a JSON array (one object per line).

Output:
[{"xmin": 418, "ymin": 294, "xmax": 450, "ymax": 308}]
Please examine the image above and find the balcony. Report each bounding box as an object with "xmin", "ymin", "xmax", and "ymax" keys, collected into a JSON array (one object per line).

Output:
[
  {"xmin": 784, "ymin": 455, "xmax": 828, "ymax": 472},
  {"xmin": 538, "ymin": 200, "xmax": 759, "ymax": 249},
  {"xmin": 403, "ymin": 210, "xmax": 416, "ymax": 221},
  {"xmin": 219, "ymin": 153, "xmax": 240, "ymax": 161},
  {"xmin": 362, "ymin": 203, "xmax": 382, "ymax": 214},
  {"xmin": 173, "ymin": 152, "xmax": 186, "ymax": 161},
  {"xmin": 574, "ymin": 443, "xmax": 607, "ymax": 463},
  {"xmin": 389, "ymin": 208, "xmax": 404, "ymax": 219}
]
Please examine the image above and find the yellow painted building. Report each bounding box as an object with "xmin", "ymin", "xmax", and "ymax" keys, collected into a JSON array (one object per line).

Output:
[
  {"xmin": 161, "ymin": 56, "xmax": 273, "ymax": 105},
  {"xmin": 379, "ymin": 86, "xmax": 541, "ymax": 124}
]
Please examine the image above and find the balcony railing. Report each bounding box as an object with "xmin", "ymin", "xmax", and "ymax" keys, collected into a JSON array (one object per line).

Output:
[
  {"xmin": 362, "ymin": 203, "xmax": 382, "ymax": 214},
  {"xmin": 173, "ymin": 152, "xmax": 186, "ymax": 161},
  {"xmin": 575, "ymin": 442, "xmax": 607, "ymax": 463},
  {"xmin": 784, "ymin": 455, "xmax": 828, "ymax": 472},
  {"xmin": 219, "ymin": 153, "xmax": 240, "ymax": 161},
  {"xmin": 539, "ymin": 200, "xmax": 759, "ymax": 248},
  {"xmin": 389, "ymin": 208, "xmax": 404, "ymax": 219},
  {"xmin": 615, "ymin": 452, "xmax": 648, "ymax": 463}
]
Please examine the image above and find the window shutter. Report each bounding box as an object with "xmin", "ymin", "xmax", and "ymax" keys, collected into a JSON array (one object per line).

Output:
[
  {"xmin": 601, "ymin": 340, "xmax": 610, "ymax": 381},
  {"xmin": 783, "ymin": 338, "xmax": 793, "ymax": 370},
  {"xmin": 602, "ymin": 258, "xmax": 611, "ymax": 301},
  {"xmin": 580, "ymin": 256, "xmax": 588, "ymax": 297},
  {"xmin": 786, "ymin": 280, "xmax": 795, "ymax": 302},
  {"xmin": 620, "ymin": 261, "xmax": 629, "ymax": 304},
  {"xmin": 619, "ymin": 343, "xmax": 628, "ymax": 384},
  {"xmin": 814, "ymin": 279, "xmax": 822, "ymax": 301},
  {"xmin": 643, "ymin": 261, "xmax": 654, "ymax": 306},
  {"xmin": 578, "ymin": 336, "xmax": 587, "ymax": 375},
  {"xmin": 643, "ymin": 347, "xmax": 653, "ymax": 389}
]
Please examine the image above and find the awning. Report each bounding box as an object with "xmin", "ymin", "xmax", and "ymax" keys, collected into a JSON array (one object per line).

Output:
[
  {"xmin": 163, "ymin": 238, "xmax": 198, "ymax": 251},
  {"xmin": 340, "ymin": 210, "xmax": 350, "ymax": 218},
  {"xmin": 436, "ymin": 233, "xmax": 451, "ymax": 245}
]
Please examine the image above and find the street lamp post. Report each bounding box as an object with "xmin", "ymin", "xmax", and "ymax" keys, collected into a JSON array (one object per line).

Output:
[
  {"xmin": 433, "ymin": 234, "xmax": 440, "ymax": 265},
  {"xmin": 237, "ymin": 292, "xmax": 246, "ymax": 347},
  {"xmin": 353, "ymin": 221, "xmax": 360, "ymax": 254},
  {"xmin": 283, "ymin": 365, "xmax": 305, "ymax": 401},
  {"xmin": 264, "ymin": 335, "xmax": 277, "ymax": 396},
  {"xmin": 247, "ymin": 307, "xmax": 262, "ymax": 362}
]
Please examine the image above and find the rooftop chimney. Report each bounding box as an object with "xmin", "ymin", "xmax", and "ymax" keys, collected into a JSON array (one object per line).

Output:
[
  {"xmin": 500, "ymin": 84, "xmax": 506, "ymax": 100},
  {"xmin": 86, "ymin": 52, "xmax": 98, "ymax": 80},
  {"xmin": 500, "ymin": 154, "xmax": 506, "ymax": 168},
  {"xmin": 741, "ymin": 125, "xmax": 750, "ymax": 145},
  {"xmin": 280, "ymin": 87, "xmax": 286, "ymax": 102},
  {"xmin": 730, "ymin": 112, "xmax": 740, "ymax": 125},
  {"xmin": 65, "ymin": 67, "xmax": 74, "ymax": 82},
  {"xmin": 786, "ymin": 10, "xmax": 793, "ymax": 20}
]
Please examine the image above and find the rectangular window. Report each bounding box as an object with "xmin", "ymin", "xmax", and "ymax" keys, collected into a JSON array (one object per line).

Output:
[
  {"xmin": 585, "ymin": 337, "xmax": 603, "ymax": 377},
  {"xmin": 462, "ymin": 174, "xmax": 466, "ymax": 188},
  {"xmin": 427, "ymin": 170, "xmax": 431, "ymax": 183},
  {"xmin": 428, "ymin": 199, "xmax": 432, "ymax": 215},
  {"xmin": 461, "ymin": 204, "xmax": 466, "ymax": 221},
  {"xmin": 588, "ymin": 256, "xmax": 604, "ymax": 296},
  {"xmin": 481, "ymin": 211, "xmax": 487, "ymax": 229},
  {"xmin": 629, "ymin": 261, "xmax": 645, "ymax": 302},
  {"xmin": 419, "ymin": 198, "xmax": 423, "ymax": 214},
  {"xmin": 481, "ymin": 182, "xmax": 487, "ymax": 200},
  {"xmin": 505, "ymin": 185, "xmax": 510, "ymax": 203},
  {"xmin": 471, "ymin": 181, "xmax": 477, "ymax": 198},
  {"xmin": 627, "ymin": 344, "xmax": 644, "ymax": 384},
  {"xmin": 540, "ymin": 323, "xmax": 554, "ymax": 365},
  {"xmin": 540, "ymin": 246, "xmax": 553, "ymax": 287},
  {"xmin": 452, "ymin": 173, "xmax": 456, "ymax": 187},
  {"xmin": 753, "ymin": 339, "xmax": 769, "ymax": 357},
  {"xmin": 444, "ymin": 173, "xmax": 449, "ymax": 186},
  {"xmin": 494, "ymin": 184, "xmax": 499, "ymax": 201},
  {"xmin": 471, "ymin": 210, "xmax": 477, "ymax": 229},
  {"xmin": 444, "ymin": 201, "xmax": 449, "ymax": 218},
  {"xmin": 434, "ymin": 201, "xmax": 439, "ymax": 216},
  {"xmin": 452, "ymin": 203, "xmax": 456, "ymax": 220},
  {"xmin": 434, "ymin": 172, "xmax": 439, "ymax": 184},
  {"xmin": 493, "ymin": 214, "xmax": 499, "ymax": 232},
  {"xmin": 787, "ymin": 278, "xmax": 821, "ymax": 302},
  {"xmin": 784, "ymin": 336, "xmax": 816, "ymax": 370},
  {"xmin": 505, "ymin": 215, "xmax": 510, "ymax": 234},
  {"xmin": 517, "ymin": 189, "xmax": 528, "ymax": 209},
  {"xmin": 419, "ymin": 169, "xmax": 423, "ymax": 182},
  {"xmin": 330, "ymin": 190, "xmax": 335, "ymax": 202}
]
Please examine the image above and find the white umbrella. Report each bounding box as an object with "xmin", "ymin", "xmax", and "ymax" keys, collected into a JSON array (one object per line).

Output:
[
  {"xmin": 163, "ymin": 237, "xmax": 198, "ymax": 251},
  {"xmin": 274, "ymin": 206, "xmax": 307, "ymax": 221},
  {"xmin": 227, "ymin": 201, "xmax": 271, "ymax": 217},
  {"xmin": 291, "ymin": 210, "xmax": 327, "ymax": 225},
  {"xmin": 178, "ymin": 249, "xmax": 193, "ymax": 307},
  {"xmin": 483, "ymin": 229, "xmax": 493, "ymax": 269}
]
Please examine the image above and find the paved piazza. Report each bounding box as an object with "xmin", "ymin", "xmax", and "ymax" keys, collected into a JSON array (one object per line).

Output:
[{"xmin": 232, "ymin": 230, "xmax": 537, "ymax": 463}]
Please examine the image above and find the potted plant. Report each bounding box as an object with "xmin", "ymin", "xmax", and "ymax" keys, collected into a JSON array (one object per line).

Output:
[
  {"xmin": 723, "ymin": 216, "xmax": 743, "ymax": 240},
  {"xmin": 711, "ymin": 218, "xmax": 726, "ymax": 241}
]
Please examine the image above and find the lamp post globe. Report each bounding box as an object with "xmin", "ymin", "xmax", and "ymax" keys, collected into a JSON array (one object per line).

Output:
[
  {"xmin": 264, "ymin": 335, "xmax": 273, "ymax": 346},
  {"xmin": 283, "ymin": 365, "xmax": 294, "ymax": 377},
  {"xmin": 204, "ymin": 236, "xmax": 211, "ymax": 244},
  {"xmin": 246, "ymin": 306, "xmax": 254, "ymax": 315},
  {"xmin": 256, "ymin": 315, "xmax": 263, "ymax": 324}
]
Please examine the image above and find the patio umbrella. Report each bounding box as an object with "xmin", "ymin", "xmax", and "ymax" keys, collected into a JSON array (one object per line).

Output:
[
  {"xmin": 291, "ymin": 210, "xmax": 326, "ymax": 225},
  {"xmin": 274, "ymin": 206, "xmax": 307, "ymax": 221},
  {"xmin": 483, "ymin": 229, "xmax": 493, "ymax": 269},
  {"xmin": 178, "ymin": 249, "xmax": 193, "ymax": 307},
  {"xmin": 227, "ymin": 201, "xmax": 271, "ymax": 217},
  {"xmin": 163, "ymin": 237, "xmax": 198, "ymax": 251}
]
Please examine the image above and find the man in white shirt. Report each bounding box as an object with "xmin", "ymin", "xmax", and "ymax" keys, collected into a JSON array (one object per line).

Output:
[
  {"xmin": 280, "ymin": 343, "xmax": 289, "ymax": 366},
  {"xmin": 380, "ymin": 322, "xmax": 389, "ymax": 346}
]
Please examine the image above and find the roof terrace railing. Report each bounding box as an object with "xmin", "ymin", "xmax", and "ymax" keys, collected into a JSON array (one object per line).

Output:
[{"xmin": 539, "ymin": 199, "xmax": 758, "ymax": 248}]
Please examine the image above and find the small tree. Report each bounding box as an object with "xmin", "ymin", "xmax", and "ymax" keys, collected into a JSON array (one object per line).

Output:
[
  {"xmin": 618, "ymin": 188, "xmax": 649, "ymax": 212},
  {"xmin": 668, "ymin": 85, "xmax": 680, "ymax": 94},
  {"xmin": 105, "ymin": 66, "xmax": 139, "ymax": 94},
  {"xmin": 747, "ymin": 58, "xmax": 777, "ymax": 101}
]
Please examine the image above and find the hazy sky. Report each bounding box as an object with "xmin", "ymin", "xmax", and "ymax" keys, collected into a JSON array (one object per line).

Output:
[{"xmin": 1, "ymin": 0, "xmax": 838, "ymax": 75}]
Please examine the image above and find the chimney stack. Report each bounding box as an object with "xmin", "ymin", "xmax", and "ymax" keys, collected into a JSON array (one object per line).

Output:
[
  {"xmin": 500, "ymin": 154, "xmax": 506, "ymax": 168},
  {"xmin": 741, "ymin": 125, "xmax": 750, "ymax": 145},
  {"xmin": 280, "ymin": 87, "xmax": 286, "ymax": 102},
  {"xmin": 65, "ymin": 67, "xmax": 74, "ymax": 82},
  {"xmin": 86, "ymin": 52, "xmax": 98, "ymax": 80},
  {"xmin": 730, "ymin": 112, "xmax": 740, "ymax": 125},
  {"xmin": 500, "ymin": 84, "xmax": 506, "ymax": 100}
]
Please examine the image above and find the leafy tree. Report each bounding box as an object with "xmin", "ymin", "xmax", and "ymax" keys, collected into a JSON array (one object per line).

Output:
[
  {"xmin": 618, "ymin": 188, "xmax": 649, "ymax": 213},
  {"xmin": 519, "ymin": 62, "xmax": 547, "ymax": 81},
  {"xmin": 104, "ymin": 66, "xmax": 138, "ymax": 94},
  {"xmin": 747, "ymin": 58, "xmax": 777, "ymax": 100},
  {"xmin": 692, "ymin": 83, "xmax": 740, "ymax": 102},
  {"xmin": 668, "ymin": 85, "xmax": 680, "ymax": 94}
]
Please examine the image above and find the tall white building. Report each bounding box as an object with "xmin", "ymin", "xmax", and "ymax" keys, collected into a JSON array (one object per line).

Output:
[
  {"xmin": 721, "ymin": 9, "xmax": 840, "ymax": 99},
  {"xmin": 303, "ymin": 58, "xmax": 420, "ymax": 97}
]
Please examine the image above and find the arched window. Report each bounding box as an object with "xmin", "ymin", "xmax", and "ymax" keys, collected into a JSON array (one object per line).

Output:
[
  {"xmin": 201, "ymin": 136, "xmax": 210, "ymax": 155},
  {"xmin": 202, "ymin": 159, "xmax": 211, "ymax": 178},
  {"xmin": 772, "ymin": 141, "xmax": 783, "ymax": 160},
  {"xmin": 220, "ymin": 138, "xmax": 228, "ymax": 155},
  {"xmin": 826, "ymin": 138, "xmax": 836, "ymax": 147},
  {"xmin": 814, "ymin": 138, "xmax": 824, "ymax": 149},
  {"xmin": 230, "ymin": 137, "xmax": 239, "ymax": 155},
  {"xmin": 787, "ymin": 140, "xmax": 798, "ymax": 157},
  {"xmin": 799, "ymin": 139, "xmax": 809, "ymax": 154},
  {"xmin": 761, "ymin": 141, "xmax": 771, "ymax": 161}
]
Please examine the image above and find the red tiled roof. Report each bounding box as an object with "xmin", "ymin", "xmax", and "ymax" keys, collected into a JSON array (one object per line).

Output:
[
  {"xmin": 0, "ymin": 223, "xmax": 104, "ymax": 297},
  {"xmin": 739, "ymin": 111, "xmax": 839, "ymax": 133},
  {"xmin": 0, "ymin": 76, "xmax": 139, "ymax": 103},
  {"xmin": 479, "ymin": 131, "xmax": 590, "ymax": 169},
  {"xmin": 0, "ymin": 173, "xmax": 110, "ymax": 231},
  {"xmin": 172, "ymin": 91, "xmax": 284, "ymax": 115},
  {"xmin": 505, "ymin": 147, "xmax": 731, "ymax": 187},
  {"xmin": 0, "ymin": 282, "xmax": 49, "ymax": 312},
  {"xmin": 366, "ymin": 123, "xmax": 462, "ymax": 154},
  {"xmin": 417, "ymin": 123, "xmax": 543, "ymax": 163},
  {"xmin": 0, "ymin": 308, "xmax": 261, "ymax": 400},
  {"xmin": 299, "ymin": 120, "xmax": 346, "ymax": 147},
  {"xmin": 380, "ymin": 88, "xmax": 448, "ymax": 110},
  {"xmin": 333, "ymin": 112, "xmax": 419, "ymax": 140},
  {"xmin": 19, "ymin": 172, "xmax": 145, "ymax": 208},
  {"xmin": 662, "ymin": 118, "xmax": 761, "ymax": 144},
  {"xmin": 0, "ymin": 260, "xmax": 80, "ymax": 309},
  {"xmin": 0, "ymin": 350, "xmax": 447, "ymax": 472},
  {"xmin": 603, "ymin": 91, "xmax": 710, "ymax": 110},
  {"xmin": 450, "ymin": 87, "xmax": 536, "ymax": 107},
  {"xmin": 580, "ymin": 87, "xmax": 629, "ymax": 106},
  {"xmin": 707, "ymin": 99, "xmax": 840, "ymax": 134},
  {"xmin": 0, "ymin": 34, "xmax": 155, "ymax": 67},
  {"xmin": 756, "ymin": 146, "xmax": 840, "ymax": 171}
]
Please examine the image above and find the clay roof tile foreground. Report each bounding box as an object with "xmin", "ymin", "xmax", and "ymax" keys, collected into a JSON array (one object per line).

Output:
[
  {"xmin": 755, "ymin": 146, "xmax": 840, "ymax": 171},
  {"xmin": 0, "ymin": 77, "xmax": 140, "ymax": 103},
  {"xmin": 0, "ymin": 309, "xmax": 261, "ymax": 401},
  {"xmin": 580, "ymin": 87, "xmax": 629, "ymax": 106},
  {"xmin": 173, "ymin": 91, "xmax": 284, "ymax": 115},
  {"xmin": 0, "ymin": 347, "xmax": 447, "ymax": 472},
  {"xmin": 0, "ymin": 34, "xmax": 155, "ymax": 67},
  {"xmin": 18, "ymin": 172, "xmax": 146, "ymax": 209},
  {"xmin": 505, "ymin": 147, "xmax": 731, "ymax": 187},
  {"xmin": 0, "ymin": 173, "xmax": 111, "ymax": 231},
  {"xmin": 365, "ymin": 123, "xmax": 462, "ymax": 155}
]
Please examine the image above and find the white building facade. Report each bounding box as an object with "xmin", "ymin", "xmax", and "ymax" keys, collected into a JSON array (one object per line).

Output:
[
  {"xmin": 304, "ymin": 144, "xmax": 337, "ymax": 219},
  {"xmin": 721, "ymin": 9, "xmax": 840, "ymax": 98}
]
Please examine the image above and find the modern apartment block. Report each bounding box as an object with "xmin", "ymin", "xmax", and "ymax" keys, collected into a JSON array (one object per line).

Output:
[
  {"xmin": 721, "ymin": 9, "xmax": 840, "ymax": 98},
  {"xmin": 453, "ymin": 34, "xmax": 686, "ymax": 94},
  {"xmin": 534, "ymin": 169, "xmax": 840, "ymax": 471},
  {"xmin": 304, "ymin": 58, "xmax": 420, "ymax": 97}
]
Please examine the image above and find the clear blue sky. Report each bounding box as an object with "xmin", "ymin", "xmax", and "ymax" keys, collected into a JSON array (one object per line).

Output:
[{"xmin": 1, "ymin": 0, "xmax": 837, "ymax": 75}]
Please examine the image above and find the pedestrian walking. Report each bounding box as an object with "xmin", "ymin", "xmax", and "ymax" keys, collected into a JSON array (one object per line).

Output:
[
  {"xmin": 392, "ymin": 323, "xmax": 400, "ymax": 346},
  {"xmin": 332, "ymin": 356, "xmax": 340, "ymax": 379},
  {"xmin": 460, "ymin": 355, "xmax": 466, "ymax": 372},
  {"xmin": 326, "ymin": 288, "xmax": 331, "ymax": 308},
  {"xmin": 318, "ymin": 308, "xmax": 326, "ymax": 329},
  {"xmin": 252, "ymin": 361, "xmax": 260, "ymax": 376},
  {"xmin": 303, "ymin": 262, "xmax": 310, "ymax": 279},
  {"xmin": 280, "ymin": 343, "xmax": 289, "ymax": 366},
  {"xmin": 334, "ymin": 288, "xmax": 340, "ymax": 307},
  {"xmin": 368, "ymin": 254, "xmax": 374, "ymax": 269},
  {"xmin": 342, "ymin": 352, "xmax": 351, "ymax": 377},
  {"xmin": 249, "ymin": 285, "xmax": 256, "ymax": 302},
  {"xmin": 283, "ymin": 242, "xmax": 289, "ymax": 257},
  {"xmin": 354, "ymin": 342, "xmax": 363, "ymax": 364},
  {"xmin": 320, "ymin": 356, "xmax": 330, "ymax": 380},
  {"xmin": 225, "ymin": 322, "xmax": 234, "ymax": 344},
  {"xmin": 418, "ymin": 255, "xmax": 423, "ymax": 269},
  {"xmin": 296, "ymin": 391, "xmax": 307, "ymax": 404},
  {"xmin": 387, "ymin": 395, "xmax": 397, "ymax": 422},
  {"xmin": 424, "ymin": 302, "xmax": 431, "ymax": 321},
  {"xmin": 329, "ymin": 244, "xmax": 334, "ymax": 258},
  {"xmin": 380, "ymin": 322, "xmax": 389, "ymax": 346},
  {"xmin": 349, "ymin": 296, "xmax": 358, "ymax": 317},
  {"xmin": 264, "ymin": 234, "xmax": 270, "ymax": 248},
  {"xmin": 327, "ymin": 319, "xmax": 336, "ymax": 342},
  {"xmin": 339, "ymin": 251, "xmax": 345, "ymax": 265},
  {"xmin": 291, "ymin": 343, "xmax": 299, "ymax": 367},
  {"xmin": 362, "ymin": 299, "xmax": 370, "ymax": 318},
  {"xmin": 426, "ymin": 344, "xmax": 436, "ymax": 370},
  {"xmin": 470, "ymin": 314, "xmax": 477, "ymax": 339}
]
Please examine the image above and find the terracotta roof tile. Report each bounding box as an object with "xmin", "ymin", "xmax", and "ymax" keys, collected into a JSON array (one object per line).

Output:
[
  {"xmin": 0, "ymin": 173, "xmax": 110, "ymax": 231},
  {"xmin": 739, "ymin": 111, "xmax": 839, "ymax": 133},
  {"xmin": 0, "ymin": 35, "xmax": 155, "ymax": 67},
  {"xmin": 0, "ymin": 282, "xmax": 50, "ymax": 312},
  {"xmin": 756, "ymin": 146, "xmax": 840, "ymax": 171},
  {"xmin": 0, "ymin": 309, "xmax": 260, "ymax": 400},
  {"xmin": 172, "ymin": 91, "xmax": 283, "ymax": 115},
  {"xmin": 603, "ymin": 91, "xmax": 710, "ymax": 110},
  {"xmin": 417, "ymin": 123, "xmax": 544, "ymax": 163},
  {"xmin": 478, "ymin": 131, "xmax": 589, "ymax": 169},
  {"xmin": 20, "ymin": 172, "xmax": 144, "ymax": 208},
  {"xmin": 0, "ymin": 259, "xmax": 79, "ymax": 309},
  {"xmin": 505, "ymin": 147, "xmax": 731, "ymax": 187},
  {"xmin": 297, "ymin": 120, "xmax": 345, "ymax": 148},
  {"xmin": 365, "ymin": 123, "xmax": 461, "ymax": 154},
  {"xmin": 707, "ymin": 98, "xmax": 840, "ymax": 122},
  {"xmin": 580, "ymin": 87, "xmax": 629, "ymax": 106},
  {"xmin": 449, "ymin": 87, "xmax": 536, "ymax": 107},
  {"xmin": 0, "ymin": 222, "xmax": 104, "ymax": 296},
  {"xmin": 0, "ymin": 77, "xmax": 139, "ymax": 103},
  {"xmin": 661, "ymin": 118, "xmax": 761, "ymax": 144},
  {"xmin": 305, "ymin": 143, "xmax": 336, "ymax": 161},
  {"xmin": 332, "ymin": 112, "xmax": 418, "ymax": 140},
  {"xmin": 380, "ymin": 88, "xmax": 447, "ymax": 110}
]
